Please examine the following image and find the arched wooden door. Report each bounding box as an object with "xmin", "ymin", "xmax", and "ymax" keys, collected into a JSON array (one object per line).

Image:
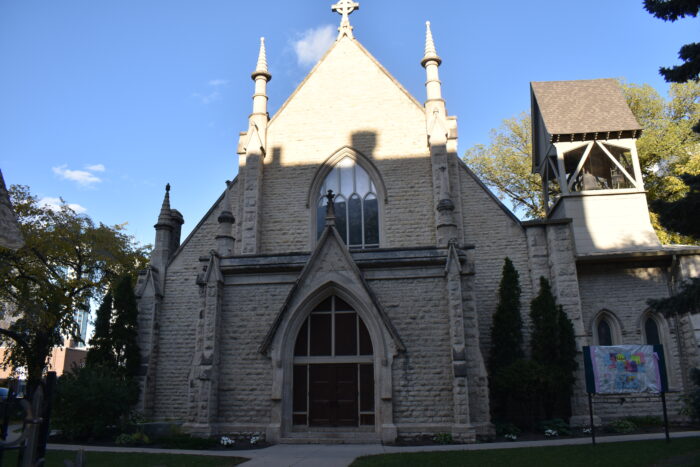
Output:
[{"xmin": 292, "ymin": 296, "xmax": 375, "ymax": 427}]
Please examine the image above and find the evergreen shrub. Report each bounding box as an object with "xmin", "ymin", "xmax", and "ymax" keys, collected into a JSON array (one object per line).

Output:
[{"xmin": 53, "ymin": 365, "xmax": 138, "ymax": 441}]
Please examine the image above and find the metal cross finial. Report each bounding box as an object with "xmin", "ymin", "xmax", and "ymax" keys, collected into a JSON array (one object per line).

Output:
[
  {"xmin": 332, "ymin": 0, "xmax": 359, "ymax": 38},
  {"xmin": 324, "ymin": 189, "xmax": 336, "ymax": 221}
]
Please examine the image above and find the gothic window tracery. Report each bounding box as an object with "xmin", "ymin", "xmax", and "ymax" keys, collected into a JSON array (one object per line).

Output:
[{"xmin": 316, "ymin": 157, "xmax": 379, "ymax": 248}]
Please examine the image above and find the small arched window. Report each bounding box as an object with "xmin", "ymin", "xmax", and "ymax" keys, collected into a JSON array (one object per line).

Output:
[
  {"xmin": 593, "ymin": 311, "xmax": 621, "ymax": 346},
  {"xmin": 597, "ymin": 319, "xmax": 613, "ymax": 346},
  {"xmin": 316, "ymin": 157, "xmax": 379, "ymax": 249},
  {"xmin": 644, "ymin": 317, "xmax": 661, "ymax": 346}
]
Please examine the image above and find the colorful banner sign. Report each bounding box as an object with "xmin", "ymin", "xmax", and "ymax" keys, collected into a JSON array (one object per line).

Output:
[{"xmin": 583, "ymin": 345, "xmax": 668, "ymax": 394}]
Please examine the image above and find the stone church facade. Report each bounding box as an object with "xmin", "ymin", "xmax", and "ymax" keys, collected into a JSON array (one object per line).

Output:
[{"xmin": 135, "ymin": 2, "xmax": 700, "ymax": 443}]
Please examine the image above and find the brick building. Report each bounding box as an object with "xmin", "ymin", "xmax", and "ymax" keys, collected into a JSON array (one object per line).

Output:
[{"xmin": 136, "ymin": 2, "xmax": 700, "ymax": 443}]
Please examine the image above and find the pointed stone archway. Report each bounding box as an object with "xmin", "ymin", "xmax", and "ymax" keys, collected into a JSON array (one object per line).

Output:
[
  {"xmin": 260, "ymin": 224, "xmax": 403, "ymax": 443},
  {"xmin": 292, "ymin": 294, "xmax": 375, "ymax": 428},
  {"xmin": 266, "ymin": 281, "xmax": 399, "ymax": 443}
]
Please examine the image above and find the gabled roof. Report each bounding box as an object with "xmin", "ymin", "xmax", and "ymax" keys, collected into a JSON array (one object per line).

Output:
[
  {"xmin": 268, "ymin": 35, "xmax": 424, "ymax": 126},
  {"xmin": 530, "ymin": 79, "xmax": 642, "ymax": 136}
]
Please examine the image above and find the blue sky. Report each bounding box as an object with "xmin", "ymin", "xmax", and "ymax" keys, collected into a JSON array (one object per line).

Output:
[{"xmin": 1, "ymin": 0, "xmax": 697, "ymax": 247}]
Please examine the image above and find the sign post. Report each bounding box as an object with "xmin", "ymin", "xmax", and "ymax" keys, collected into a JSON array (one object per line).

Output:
[{"xmin": 583, "ymin": 345, "xmax": 669, "ymax": 445}]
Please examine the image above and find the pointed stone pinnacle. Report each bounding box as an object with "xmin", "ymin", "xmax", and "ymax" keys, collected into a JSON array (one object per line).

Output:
[
  {"xmin": 422, "ymin": 21, "xmax": 442, "ymax": 67},
  {"xmin": 157, "ymin": 183, "xmax": 172, "ymax": 224},
  {"xmin": 252, "ymin": 37, "xmax": 271, "ymax": 81}
]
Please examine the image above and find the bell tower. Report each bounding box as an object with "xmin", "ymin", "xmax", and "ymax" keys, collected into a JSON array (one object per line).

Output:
[{"xmin": 530, "ymin": 79, "xmax": 660, "ymax": 254}]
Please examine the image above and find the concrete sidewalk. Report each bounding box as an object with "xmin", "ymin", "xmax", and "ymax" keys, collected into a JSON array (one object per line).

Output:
[{"xmin": 48, "ymin": 431, "xmax": 700, "ymax": 467}]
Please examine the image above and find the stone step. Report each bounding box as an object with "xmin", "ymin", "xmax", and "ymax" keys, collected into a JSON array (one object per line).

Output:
[{"xmin": 279, "ymin": 433, "xmax": 381, "ymax": 444}]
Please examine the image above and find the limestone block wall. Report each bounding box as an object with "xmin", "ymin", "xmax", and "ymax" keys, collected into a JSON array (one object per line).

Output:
[
  {"xmin": 368, "ymin": 277, "xmax": 454, "ymax": 429},
  {"xmin": 152, "ymin": 187, "xmax": 231, "ymax": 420},
  {"xmin": 458, "ymin": 166, "xmax": 534, "ymax": 356},
  {"xmin": 259, "ymin": 37, "xmax": 435, "ymax": 254},
  {"xmin": 217, "ymin": 281, "xmax": 293, "ymax": 428},
  {"xmin": 577, "ymin": 263, "xmax": 685, "ymax": 418}
]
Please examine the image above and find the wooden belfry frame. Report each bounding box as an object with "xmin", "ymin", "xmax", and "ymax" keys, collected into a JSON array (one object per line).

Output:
[
  {"xmin": 563, "ymin": 141, "xmax": 638, "ymax": 192},
  {"xmin": 583, "ymin": 345, "xmax": 670, "ymax": 445}
]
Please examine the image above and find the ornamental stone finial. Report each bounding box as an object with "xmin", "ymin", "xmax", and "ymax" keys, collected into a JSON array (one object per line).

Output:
[
  {"xmin": 332, "ymin": 0, "xmax": 360, "ymax": 39},
  {"xmin": 158, "ymin": 183, "xmax": 172, "ymax": 224},
  {"xmin": 324, "ymin": 189, "xmax": 336, "ymax": 226},
  {"xmin": 252, "ymin": 37, "xmax": 271, "ymax": 81},
  {"xmin": 422, "ymin": 21, "xmax": 441, "ymax": 67}
]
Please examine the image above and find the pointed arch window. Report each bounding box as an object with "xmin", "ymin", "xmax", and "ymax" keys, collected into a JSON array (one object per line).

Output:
[
  {"xmin": 316, "ymin": 157, "xmax": 379, "ymax": 249},
  {"xmin": 644, "ymin": 316, "xmax": 661, "ymax": 346},
  {"xmin": 593, "ymin": 311, "xmax": 621, "ymax": 346},
  {"xmin": 597, "ymin": 319, "xmax": 613, "ymax": 346}
]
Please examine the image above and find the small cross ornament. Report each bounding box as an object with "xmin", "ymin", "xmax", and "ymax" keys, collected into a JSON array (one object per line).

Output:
[{"xmin": 331, "ymin": 0, "xmax": 359, "ymax": 38}]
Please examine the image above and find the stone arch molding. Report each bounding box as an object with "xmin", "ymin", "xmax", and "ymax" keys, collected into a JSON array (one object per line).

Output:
[
  {"xmin": 591, "ymin": 309, "xmax": 624, "ymax": 345},
  {"xmin": 266, "ymin": 280, "xmax": 400, "ymax": 442},
  {"xmin": 307, "ymin": 146, "xmax": 389, "ymax": 249},
  {"xmin": 306, "ymin": 146, "xmax": 388, "ymax": 208},
  {"xmin": 260, "ymin": 223, "xmax": 402, "ymax": 442},
  {"xmin": 637, "ymin": 309, "xmax": 676, "ymax": 388}
]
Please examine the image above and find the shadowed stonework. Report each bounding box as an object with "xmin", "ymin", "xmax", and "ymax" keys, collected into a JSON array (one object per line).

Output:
[{"xmin": 135, "ymin": 1, "xmax": 700, "ymax": 445}]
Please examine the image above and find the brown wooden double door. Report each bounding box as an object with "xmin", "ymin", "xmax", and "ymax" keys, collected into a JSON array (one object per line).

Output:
[
  {"xmin": 293, "ymin": 362, "xmax": 374, "ymax": 427},
  {"xmin": 309, "ymin": 363, "xmax": 357, "ymax": 426}
]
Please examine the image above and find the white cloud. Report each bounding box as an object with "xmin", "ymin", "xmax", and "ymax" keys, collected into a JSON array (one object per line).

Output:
[
  {"xmin": 39, "ymin": 197, "xmax": 87, "ymax": 214},
  {"xmin": 193, "ymin": 90, "xmax": 221, "ymax": 104},
  {"xmin": 52, "ymin": 165, "xmax": 102, "ymax": 186},
  {"xmin": 292, "ymin": 25, "xmax": 335, "ymax": 67},
  {"xmin": 208, "ymin": 79, "xmax": 229, "ymax": 87},
  {"xmin": 85, "ymin": 164, "xmax": 105, "ymax": 172}
]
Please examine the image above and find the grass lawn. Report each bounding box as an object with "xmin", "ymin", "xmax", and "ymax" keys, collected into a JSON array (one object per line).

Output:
[
  {"xmin": 351, "ymin": 438, "xmax": 700, "ymax": 467},
  {"xmin": 1, "ymin": 450, "xmax": 248, "ymax": 467}
]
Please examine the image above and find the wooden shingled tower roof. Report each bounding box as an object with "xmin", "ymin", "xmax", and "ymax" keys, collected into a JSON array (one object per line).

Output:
[
  {"xmin": 531, "ymin": 78, "xmax": 642, "ymax": 137},
  {"xmin": 530, "ymin": 78, "xmax": 642, "ymax": 171}
]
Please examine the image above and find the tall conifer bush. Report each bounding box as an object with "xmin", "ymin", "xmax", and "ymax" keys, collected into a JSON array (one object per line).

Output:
[
  {"xmin": 529, "ymin": 277, "xmax": 578, "ymax": 419},
  {"xmin": 111, "ymin": 274, "xmax": 141, "ymax": 378},
  {"xmin": 55, "ymin": 275, "xmax": 141, "ymax": 440},
  {"xmin": 489, "ymin": 258, "xmax": 524, "ymax": 370},
  {"xmin": 488, "ymin": 258, "xmax": 527, "ymax": 421},
  {"xmin": 86, "ymin": 292, "xmax": 114, "ymax": 368}
]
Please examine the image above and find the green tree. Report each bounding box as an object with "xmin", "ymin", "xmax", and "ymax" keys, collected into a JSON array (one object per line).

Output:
[
  {"xmin": 111, "ymin": 275, "xmax": 141, "ymax": 378},
  {"xmin": 652, "ymin": 174, "xmax": 700, "ymax": 237},
  {"xmin": 622, "ymin": 81, "xmax": 700, "ymax": 243},
  {"xmin": 488, "ymin": 258, "xmax": 525, "ymax": 420},
  {"xmin": 53, "ymin": 365, "xmax": 139, "ymax": 441},
  {"xmin": 648, "ymin": 277, "xmax": 700, "ymax": 317},
  {"xmin": 86, "ymin": 292, "xmax": 114, "ymax": 369},
  {"xmin": 463, "ymin": 113, "xmax": 543, "ymax": 219},
  {"xmin": 489, "ymin": 258, "xmax": 524, "ymax": 371},
  {"xmin": 529, "ymin": 277, "xmax": 578, "ymax": 419},
  {"xmin": 643, "ymin": 1, "xmax": 699, "ymax": 94},
  {"xmin": 0, "ymin": 185, "xmax": 149, "ymax": 389}
]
